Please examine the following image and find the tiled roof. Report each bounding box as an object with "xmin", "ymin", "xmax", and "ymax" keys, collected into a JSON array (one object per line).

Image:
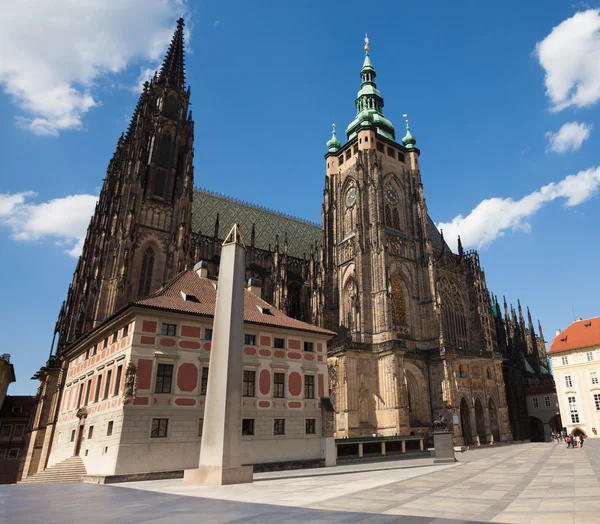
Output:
[
  {"xmin": 135, "ymin": 270, "xmax": 336, "ymax": 337},
  {"xmin": 192, "ymin": 189, "xmax": 322, "ymax": 259},
  {"xmin": 549, "ymin": 317, "xmax": 600, "ymax": 353}
]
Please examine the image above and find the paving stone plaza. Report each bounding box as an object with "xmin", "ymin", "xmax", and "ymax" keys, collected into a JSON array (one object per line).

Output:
[{"xmin": 3, "ymin": 441, "xmax": 600, "ymax": 523}]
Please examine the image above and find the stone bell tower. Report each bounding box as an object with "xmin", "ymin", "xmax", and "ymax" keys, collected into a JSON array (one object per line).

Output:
[
  {"xmin": 323, "ymin": 37, "xmax": 438, "ymax": 437},
  {"xmin": 56, "ymin": 18, "xmax": 195, "ymax": 351}
]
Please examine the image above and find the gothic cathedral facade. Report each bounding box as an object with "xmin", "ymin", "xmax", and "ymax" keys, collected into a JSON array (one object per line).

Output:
[{"xmin": 26, "ymin": 22, "xmax": 556, "ymax": 479}]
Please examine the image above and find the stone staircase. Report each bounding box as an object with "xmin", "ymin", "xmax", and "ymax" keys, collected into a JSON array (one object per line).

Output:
[{"xmin": 18, "ymin": 456, "xmax": 87, "ymax": 484}]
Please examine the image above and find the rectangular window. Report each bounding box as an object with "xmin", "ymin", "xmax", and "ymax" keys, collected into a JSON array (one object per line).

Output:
[
  {"xmin": 242, "ymin": 419, "xmax": 255, "ymax": 436},
  {"xmin": 103, "ymin": 369, "xmax": 113, "ymax": 400},
  {"xmin": 112, "ymin": 331, "xmax": 118, "ymax": 344},
  {"xmin": 77, "ymin": 383, "xmax": 84, "ymax": 408},
  {"xmin": 561, "ymin": 356, "xmax": 568, "ymax": 365},
  {"xmin": 398, "ymin": 151, "xmax": 405, "ymax": 163},
  {"xmin": 123, "ymin": 323, "xmax": 130, "ymax": 336},
  {"xmin": 85, "ymin": 348, "xmax": 90, "ymax": 360},
  {"xmin": 13, "ymin": 425, "xmax": 24, "ymax": 438},
  {"xmin": 387, "ymin": 147, "xmax": 395, "ymax": 158},
  {"xmin": 376, "ymin": 142, "xmax": 384, "ymax": 153},
  {"xmin": 88, "ymin": 426, "xmax": 94, "ymax": 439},
  {"xmin": 0, "ymin": 425, "xmax": 11, "ymax": 437},
  {"xmin": 151, "ymin": 418, "xmax": 168, "ymax": 438},
  {"xmin": 565, "ymin": 375, "xmax": 573, "ymax": 388},
  {"xmin": 200, "ymin": 367, "xmax": 209, "ymax": 395},
  {"xmin": 70, "ymin": 430, "xmax": 76, "ymax": 442},
  {"xmin": 304, "ymin": 342, "xmax": 314, "ymax": 352},
  {"xmin": 532, "ymin": 397, "xmax": 539, "ymax": 409},
  {"xmin": 244, "ymin": 334, "xmax": 256, "ymax": 345},
  {"xmin": 591, "ymin": 372, "xmax": 599, "ymax": 385},
  {"xmin": 85, "ymin": 379, "xmax": 92, "ymax": 405},
  {"xmin": 198, "ymin": 418, "xmax": 204, "ymax": 437},
  {"xmin": 107, "ymin": 421, "xmax": 113, "ymax": 436},
  {"xmin": 594, "ymin": 393, "xmax": 600, "ymax": 410},
  {"xmin": 274, "ymin": 418, "xmax": 285, "ymax": 435},
  {"xmin": 339, "ymin": 154, "xmax": 344, "ymax": 165},
  {"xmin": 587, "ymin": 351, "xmax": 594, "ymax": 362},
  {"xmin": 103, "ymin": 338, "xmax": 109, "ymax": 349},
  {"xmin": 155, "ymin": 364, "xmax": 173, "ymax": 394},
  {"xmin": 353, "ymin": 144, "xmax": 358, "ymax": 156},
  {"xmin": 7, "ymin": 449, "xmax": 18, "ymax": 460},
  {"xmin": 204, "ymin": 328, "xmax": 213, "ymax": 341},
  {"xmin": 11, "ymin": 406, "xmax": 22, "ymax": 414},
  {"xmin": 274, "ymin": 373, "xmax": 285, "ymax": 398},
  {"xmin": 274, "ymin": 338, "xmax": 285, "ymax": 349},
  {"xmin": 94, "ymin": 375, "xmax": 103, "ymax": 403},
  {"xmin": 243, "ymin": 370, "xmax": 256, "ymax": 397},
  {"xmin": 346, "ymin": 150, "xmax": 351, "ymax": 160},
  {"xmin": 568, "ymin": 396, "xmax": 577, "ymax": 412},
  {"xmin": 544, "ymin": 396, "xmax": 551, "ymax": 408},
  {"xmin": 304, "ymin": 375, "xmax": 315, "ymax": 399},
  {"xmin": 114, "ymin": 365, "xmax": 123, "ymax": 396},
  {"xmin": 161, "ymin": 323, "xmax": 177, "ymax": 336},
  {"xmin": 571, "ymin": 413, "xmax": 580, "ymax": 423},
  {"xmin": 305, "ymin": 419, "xmax": 316, "ymax": 434}
]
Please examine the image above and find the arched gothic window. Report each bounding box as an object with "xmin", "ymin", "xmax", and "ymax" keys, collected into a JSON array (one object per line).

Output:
[
  {"xmin": 385, "ymin": 205, "xmax": 392, "ymax": 227},
  {"xmin": 440, "ymin": 278, "xmax": 469, "ymax": 351},
  {"xmin": 138, "ymin": 247, "xmax": 155, "ymax": 298},
  {"xmin": 390, "ymin": 274, "xmax": 407, "ymax": 325},
  {"xmin": 392, "ymin": 208, "xmax": 401, "ymax": 230},
  {"xmin": 156, "ymin": 134, "xmax": 172, "ymax": 169},
  {"xmin": 459, "ymin": 365, "xmax": 465, "ymax": 378}
]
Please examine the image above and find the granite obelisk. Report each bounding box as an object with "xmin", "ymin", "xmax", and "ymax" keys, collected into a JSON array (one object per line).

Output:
[{"xmin": 184, "ymin": 224, "xmax": 253, "ymax": 485}]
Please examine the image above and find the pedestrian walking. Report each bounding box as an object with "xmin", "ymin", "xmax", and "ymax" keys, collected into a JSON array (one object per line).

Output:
[
  {"xmin": 579, "ymin": 434, "xmax": 584, "ymax": 448},
  {"xmin": 566, "ymin": 435, "xmax": 571, "ymax": 448}
]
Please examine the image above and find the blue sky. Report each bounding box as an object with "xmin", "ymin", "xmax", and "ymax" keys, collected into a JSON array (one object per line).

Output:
[{"xmin": 1, "ymin": 1, "xmax": 599, "ymax": 395}]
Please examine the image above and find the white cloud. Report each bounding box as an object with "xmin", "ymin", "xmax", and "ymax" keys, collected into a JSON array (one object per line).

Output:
[
  {"xmin": 0, "ymin": 0, "xmax": 188, "ymax": 136},
  {"xmin": 0, "ymin": 192, "xmax": 98, "ymax": 257},
  {"xmin": 546, "ymin": 121, "xmax": 593, "ymax": 153},
  {"xmin": 535, "ymin": 9, "xmax": 600, "ymax": 111},
  {"xmin": 437, "ymin": 166, "xmax": 600, "ymax": 251}
]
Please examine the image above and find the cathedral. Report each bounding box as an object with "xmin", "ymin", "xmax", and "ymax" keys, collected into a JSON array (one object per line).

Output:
[{"xmin": 25, "ymin": 20, "xmax": 555, "ymax": 476}]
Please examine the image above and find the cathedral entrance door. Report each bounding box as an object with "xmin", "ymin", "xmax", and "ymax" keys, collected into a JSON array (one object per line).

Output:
[
  {"xmin": 475, "ymin": 398, "xmax": 486, "ymax": 444},
  {"xmin": 460, "ymin": 398, "xmax": 472, "ymax": 446},
  {"xmin": 489, "ymin": 398, "xmax": 500, "ymax": 442}
]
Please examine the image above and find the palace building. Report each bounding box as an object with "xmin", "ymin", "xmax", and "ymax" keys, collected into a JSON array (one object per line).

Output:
[{"xmin": 22, "ymin": 20, "xmax": 552, "ymax": 480}]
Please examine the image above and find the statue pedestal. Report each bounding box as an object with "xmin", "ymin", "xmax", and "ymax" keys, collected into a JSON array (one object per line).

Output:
[
  {"xmin": 433, "ymin": 431, "xmax": 456, "ymax": 464},
  {"xmin": 184, "ymin": 465, "xmax": 253, "ymax": 486}
]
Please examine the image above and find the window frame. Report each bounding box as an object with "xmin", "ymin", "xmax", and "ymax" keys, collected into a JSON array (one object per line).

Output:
[
  {"xmin": 150, "ymin": 418, "xmax": 169, "ymax": 438},
  {"xmin": 594, "ymin": 393, "xmax": 600, "ymax": 411},
  {"xmin": 94, "ymin": 374, "xmax": 103, "ymax": 403},
  {"xmin": 103, "ymin": 369, "xmax": 113, "ymax": 400},
  {"xmin": 198, "ymin": 418, "xmax": 204, "ymax": 437},
  {"xmin": 544, "ymin": 396, "xmax": 551, "ymax": 408},
  {"xmin": 243, "ymin": 370, "xmax": 256, "ymax": 397},
  {"xmin": 274, "ymin": 418, "xmax": 286, "ymax": 435},
  {"xmin": 88, "ymin": 426, "xmax": 94, "ymax": 439},
  {"xmin": 200, "ymin": 367, "xmax": 209, "ymax": 395},
  {"xmin": 0, "ymin": 424, "xmax": 12, "ymax": 438},
  {"xmin": 154, "ymin": 363, "xmax": 174, "ymax": 394},
  {"xmin": 273, "ymin": 338, "xmax": 285, "ymax": 349},
  {"xmin": 161, "ymin": 323, "xmax": 177, "ymax": 337},
  {"xmin": 13, "ymin": 424, "xmax": 25, "ymax": 438},
  {"xmin": 114, "ymin": 365, "xmax": 123, "ymax": 396},
  {"xmin": 304, "ymin": 375, "xmax": 315, "ymax": 399},
  {"xmin": 303, "ymin": 341, "xmax": 314, "ymax": 352},
  {"xmin": 565, "ymin": 375, "xmax": 573, "ymax": 388},
  {"xmin": 532, "ymin": 397, "xmax": 539, "ymax": 409},
  {"xmin": 242, "ymin": 418, "xmax": 255, "ymax": 436},
  {"xmin": 305, "ymin": 418, "xmax": 316, "ymax": 434},
  {"xmin": 204, "ymin": 328, "xmax": 213, "ymax": 341},
  {"xmin": 561, "ymin": 356, "xmax": 568, "ymax": 366},
  {"xmin": 244, "ymin": 334, "xmax": 256, "ymax": 346},
  {"xmin": 587, "ymin": 351, "xmax": 594, "ymax": 362},
  {"xmin": 107, "ymin": 421, "xmax": 114, "ymax": 437},
  {"xmin": 273, "ymin": 372, "xmax": 285, "ymax": 398},
  {"xmin": 591, "ymin": 372, "xmax": 599, "ymax": 385},
  {"xmin": 7, "ymin": 449, "xmax": 19, "ymax": 460}
]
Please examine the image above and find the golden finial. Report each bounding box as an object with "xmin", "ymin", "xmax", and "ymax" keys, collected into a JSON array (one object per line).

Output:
[{"xmin": 364, "ymin": 34, "xmax": 369, "ymax": 52}]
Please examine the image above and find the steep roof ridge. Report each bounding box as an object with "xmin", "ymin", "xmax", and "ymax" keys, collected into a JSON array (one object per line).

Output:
[{"xmin": 194, "ymin": 187, "xmax": 321, "ymax": 227}]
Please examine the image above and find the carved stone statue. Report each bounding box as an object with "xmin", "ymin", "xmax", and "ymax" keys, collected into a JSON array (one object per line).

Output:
[
  {"xmin": 433, "ymin": 414, "xmax": 448, "ymax": 433},
  {"xmin": 122, "ymin": 361, "xmax": 138, "ymax": 405}
]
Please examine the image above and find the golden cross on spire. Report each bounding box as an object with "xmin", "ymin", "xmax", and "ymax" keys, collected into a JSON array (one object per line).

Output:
[{"xmin": 364, "ymin": 34, "xmax": 369, "ymax": 52}]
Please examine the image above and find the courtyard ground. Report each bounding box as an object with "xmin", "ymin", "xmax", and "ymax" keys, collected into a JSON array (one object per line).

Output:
[{"xmin": 2, "ymin": 440, "xmax": 599, "ymax": 523}]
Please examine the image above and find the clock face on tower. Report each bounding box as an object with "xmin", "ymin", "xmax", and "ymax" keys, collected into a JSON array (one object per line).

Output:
[
  {"xmin": 385, "ymin": 188, "xmax": 399, "ymax": 205},
  {"xmin": 346, "ymin": 186, "xmax": 357, "ymax": 207}
]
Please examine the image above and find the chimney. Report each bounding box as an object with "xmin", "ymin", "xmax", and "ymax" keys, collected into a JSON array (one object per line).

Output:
[
  {"xmin": 194, "ymin": 260, "xmax": 209, "ymax": 279},
  {"xmin": 246, "ymin": 278, "xmax": 263, "ymax": 298},
  {"xmin": 555, "ymin": 329, "xmax": 561, "ymax": 336}
]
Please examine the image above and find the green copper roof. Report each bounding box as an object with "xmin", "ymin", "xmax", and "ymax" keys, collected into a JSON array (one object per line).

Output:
[
  {"xmin": 326, "ymin": 123, "xmax": 341, "ymax": 153},
  {"xmin": 346, "ymin": 39, "xmax": 395, "ymax": 141},
  {"xmin": 402, "ymin": 119, "xmax": 417, "ymax": 149}
]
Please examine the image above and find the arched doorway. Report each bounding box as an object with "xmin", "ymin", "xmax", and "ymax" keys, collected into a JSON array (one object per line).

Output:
[
  {"xmin": 475, "ymin": 397, "xmax": 486, "ymax": 443},
  {"xmin": 489, "ymin": 398, "xmax": 500, "ymax": 442},
  {"xmin": 460, "ymin": 397, "xmax": 472, "ymax": 445},
  {"xmin": 573, "ymin": 428, "xmax": 587, "ymax": 437},
  {"xmin": 529, "ymin": 417, "xmax": 545, "ymax": 442},
  {"xmin": 549, "ymin": 414, "xmax": 562, "ymax": 433}
]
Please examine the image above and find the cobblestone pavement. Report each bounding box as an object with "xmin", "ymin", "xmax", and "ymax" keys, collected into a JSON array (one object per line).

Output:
[{"xmin": 2, "ymin": 441, "xmax": 600, "ymax": 523}]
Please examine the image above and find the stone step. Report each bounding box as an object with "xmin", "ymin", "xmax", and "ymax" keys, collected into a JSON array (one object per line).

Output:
[{"xmin": 18, "ymin": 456, "xmax": 87, "ymax": 484}]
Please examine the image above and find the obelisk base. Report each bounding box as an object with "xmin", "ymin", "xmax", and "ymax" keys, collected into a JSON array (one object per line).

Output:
[
  {"xmin": 433, "ymin": 431, "xmax": 457, "ymax": 464},
  {"xmin": 184, "ymin": 465, "xmax": 254, "ymax": 486}
]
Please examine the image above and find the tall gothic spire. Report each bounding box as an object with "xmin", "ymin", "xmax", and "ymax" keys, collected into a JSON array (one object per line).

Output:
[
  {"xmin": 158, "ymin": 17, "xmax": 186, "ymax": 89},
  {"xmin": 346, "ymin": 35, "xmax": 395, "ymax": 141}
]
